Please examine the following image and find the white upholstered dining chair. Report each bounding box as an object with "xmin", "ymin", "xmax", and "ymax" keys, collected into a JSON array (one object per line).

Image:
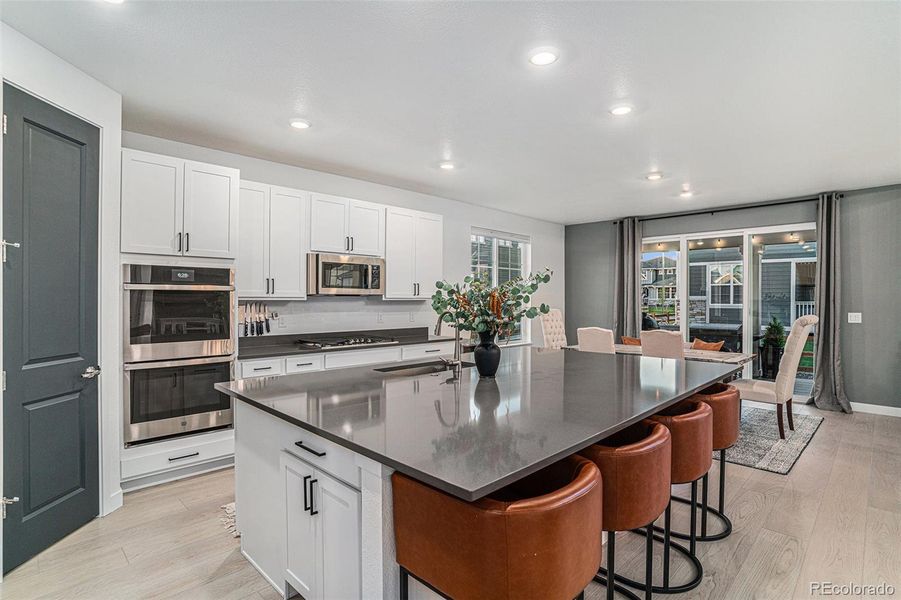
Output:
[
  {"xmin": 732, "ymin": 314, "xmax": 818, "ymax": 439},
  {"xmin": 539, "ymin": 309, "xmax": 568, "ymax": 349},
  {"xmin": 640, "ymin": 330, "xmax": 685, "ymax": 359},
  {"xmin": 576, "ymin": 327, "xmax": 615, "ymax": 354}
]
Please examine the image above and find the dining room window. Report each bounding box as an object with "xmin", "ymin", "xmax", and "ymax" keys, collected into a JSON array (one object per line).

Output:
[{"xmin": 470, "ymin": 228, "xmax": 531, "ymax": 342}]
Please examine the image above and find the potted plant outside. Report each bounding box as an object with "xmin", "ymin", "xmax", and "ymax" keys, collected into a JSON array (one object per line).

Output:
[
  {"xmin": 760, "ymin": 316, "xmax": 786, "ymax": 380},
  {"xmin": 431, "ymin": 269, "xmax": 552, "ymax": 377}
]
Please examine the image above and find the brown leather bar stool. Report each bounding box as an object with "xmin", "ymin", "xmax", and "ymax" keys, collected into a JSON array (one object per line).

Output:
[
  {"xmin": 392, "ymin": 454, "xmax": 602, "ymax": 600},
  {"xmin": 626, "ymin": 399, "xmax": 712, "ymax": 595},
  {"xmin": 579, "ymin": 420, "xmax": 672, "ymax": 600},
  {"xmin": 668, "ymin": 383, "xmax": 741, "ymax": 542}
]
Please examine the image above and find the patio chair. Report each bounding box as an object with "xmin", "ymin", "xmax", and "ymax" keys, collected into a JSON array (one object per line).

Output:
[{"xmin": 732, "ymin": 315, "xmax": 819, "ymax": 439}]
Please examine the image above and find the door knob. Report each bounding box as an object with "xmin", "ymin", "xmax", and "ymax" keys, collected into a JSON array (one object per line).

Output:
[{"xmin": 81, "ymin": 366, "xmax": 101, "ymax": 379}]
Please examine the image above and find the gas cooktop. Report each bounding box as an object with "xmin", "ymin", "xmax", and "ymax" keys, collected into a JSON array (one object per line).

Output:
[{"xmin": 295, "ymin": 335, "xmax": 399, "ymax": 349}]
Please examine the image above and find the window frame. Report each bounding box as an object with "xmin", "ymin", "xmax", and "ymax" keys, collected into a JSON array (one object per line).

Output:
[{"xmin": 469, "ymin": 228, "xmax": 533, "ymax": 344}]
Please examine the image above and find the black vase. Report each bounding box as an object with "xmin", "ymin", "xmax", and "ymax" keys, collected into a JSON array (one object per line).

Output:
[{"xmin": 473, "ymin": 331, "xmax": 501, "ymax": 378}]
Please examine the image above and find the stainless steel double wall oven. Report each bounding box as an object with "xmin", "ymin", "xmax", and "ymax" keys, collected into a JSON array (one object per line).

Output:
[{"xmin": 123, "ymin": 265, "xmax": 235, "ymax": 444}]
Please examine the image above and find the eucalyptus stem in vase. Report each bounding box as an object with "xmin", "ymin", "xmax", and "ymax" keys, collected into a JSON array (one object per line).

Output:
[{"xmin": 431, "ymin": 268, "xmax": 553, "ymax": 377}]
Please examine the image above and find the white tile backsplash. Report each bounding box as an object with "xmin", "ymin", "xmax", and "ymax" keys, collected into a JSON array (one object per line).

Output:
[{"xmin": 263, "ymin": 296, "xmax": 436, "ymax": 335}]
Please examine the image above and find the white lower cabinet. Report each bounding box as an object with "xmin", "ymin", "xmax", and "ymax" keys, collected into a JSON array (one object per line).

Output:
[{"xmin": 282, "ymin": 442, "xmax": 363, "ymax": 600}]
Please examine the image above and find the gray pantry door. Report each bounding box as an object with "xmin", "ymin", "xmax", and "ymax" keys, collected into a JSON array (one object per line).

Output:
[{"xmin": 2, "ymin": 84, "xmax": 100, "ymax": 574}]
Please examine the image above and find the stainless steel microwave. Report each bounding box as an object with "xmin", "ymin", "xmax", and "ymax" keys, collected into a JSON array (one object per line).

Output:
[{"xmin": 307, "ymin": 253, "xmax": 385, "ymax": 296}]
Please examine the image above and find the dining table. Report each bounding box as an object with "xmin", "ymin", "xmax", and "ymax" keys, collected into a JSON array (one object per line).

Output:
[{"xmin": 566, "ymin": 343, "xmax": 756, "ymax": 366}]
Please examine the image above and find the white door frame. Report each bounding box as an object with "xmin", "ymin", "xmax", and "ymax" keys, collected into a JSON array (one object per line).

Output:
[{"xmin": 643, "ymin": 222, "xmax": 815, "ymax": 378}]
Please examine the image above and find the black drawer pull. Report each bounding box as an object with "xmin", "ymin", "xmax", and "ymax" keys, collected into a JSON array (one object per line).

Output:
[
  {"xmin": 253, "ymin": 366, "xmax": 272, "ymax": 371},
  {"xmin": 295, "ymin": 440, "xmax": 327, "ymax": 457},
  {"xmin": 168, "ymin": 451, "xmax": 199, "ymax": 462},
  {"xmin": 296, "ymin": 362, "xmax": 314, "ymax": 367},
  {"xmin": 424, "ymin": 349, "xmax": 440, "ymax": 353}
]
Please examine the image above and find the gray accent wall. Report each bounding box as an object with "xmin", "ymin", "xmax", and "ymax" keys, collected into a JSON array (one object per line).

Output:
[
  {"xmin": 565, "ymin": 185, "xmax": 901, "ymax": 409},
  {"xmin": 840, "ymin": 185, "xmax": 901, "ymax": 410}
]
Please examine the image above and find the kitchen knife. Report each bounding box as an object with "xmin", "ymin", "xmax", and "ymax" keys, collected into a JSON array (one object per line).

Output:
[{"xmin": 265, "ymin": 304, "xmax": 270, "ymax": 333}]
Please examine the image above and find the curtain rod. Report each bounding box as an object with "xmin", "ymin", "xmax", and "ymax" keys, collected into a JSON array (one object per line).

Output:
[{"xmin": 611, "ymin": 195, "xmax": 826, "ymax": 224}]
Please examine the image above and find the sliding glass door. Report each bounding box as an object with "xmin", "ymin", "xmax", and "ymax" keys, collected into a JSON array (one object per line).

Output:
[{"xmin": 643, "ymin": 223, "xmax": 816, "ymax": 382}]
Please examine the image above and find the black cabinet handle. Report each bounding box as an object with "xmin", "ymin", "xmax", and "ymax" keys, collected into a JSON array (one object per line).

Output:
[
  {"xmin": 296, "ymin": 362, "xmax": 313, "ymax": 367},
  {"xmin": 266, "ymin": 278, "xmax": 270, "ymax": 294},
  {"xmin": 295, "ymin": 440, "xmax": 326, "ymax": 457},
  {"xmin": 350, "ymin": 237, "xmax": 354, "ymax": 251},
  {"xmin": 303, "ymin": 474, "xmax": 312, "ymax": 512},
  {"xmin": 185, "ymin": 232, "xmax": 190, "ymax": 252},
  {"xmin": 272, "ymin": 278, "xmax": 275, "ymax": 294},
  {"xmin": 253, "ymin": 366, "xmax": 272, "ymax": 371},
  {"xmin": 309, "ymin": 479, "xmax": 319, "ymax": 515},
  {"xmin": 177, "ymin": 232, "xmax": 182, "ymax": 252},
  {"xmin": 168, "ymin": 451, "xmax": 199, "ymax": 462},
  {"xmin": 425, "ymin": 349, "xmax": 440, "ymax": 353},
  {"xmin": 345, "ymin": 236, "xmax": 349, "ymax": 251}
]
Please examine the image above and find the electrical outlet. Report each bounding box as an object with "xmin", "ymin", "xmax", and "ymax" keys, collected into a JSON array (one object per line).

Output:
[
  {"xmin": 377, "ymin": 313, "xmax": 384, "ymax": 323},
  {"xmin": 847, "ymin": 312, "xmax": 862, "ymax": 324},
  {"xmin": 278, "ymin": 316, "xmax": 286, "ymax": 328},
  {"xmin": 409, "ymin": 312, "xmax": 415, "ymax": 322}
]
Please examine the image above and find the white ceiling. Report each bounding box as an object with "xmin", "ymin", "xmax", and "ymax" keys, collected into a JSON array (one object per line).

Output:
[{"xmin": 3, "ymin": 1, "xmax": 899, "ymax": 224}]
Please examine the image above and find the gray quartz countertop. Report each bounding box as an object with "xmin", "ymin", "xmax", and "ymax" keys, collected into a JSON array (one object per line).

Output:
[
  {"xmin": 216, "ymin": 346, "xmax": 741, "ymax": 501},
  {"xmin": 237, "ymin": 327, "xmax": 454, "ymax": 360}
]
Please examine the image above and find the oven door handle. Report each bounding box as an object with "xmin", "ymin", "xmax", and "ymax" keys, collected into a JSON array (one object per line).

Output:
[
  {"xmin": 124, "ymin": 355, "xmax": 235, "ymax": 370},
  {"xmin": 123, "ymin": 283, "xmax": 235, "ymax": 291}
]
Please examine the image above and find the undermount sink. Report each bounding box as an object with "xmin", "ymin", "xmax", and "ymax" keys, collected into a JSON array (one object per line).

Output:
[{"xmin": 374, "ymin": 360, "xmax": 476, "ymax": 378}]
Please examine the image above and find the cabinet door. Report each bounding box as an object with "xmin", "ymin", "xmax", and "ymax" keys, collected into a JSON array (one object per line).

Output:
[
  {"xmin": 384, "ymin": 208, "xmax": 416, "ymax": 299},
  {"xmin": 121, "ymin": 149, "xmax": 183, "ymax": 255},
  {"xmin": 283, "ymin": 453, "xmax": 318, "ymax": 599},
  {"xmin": 310, "ymin": 193, "xmax": 349, "ymax": 253},
  {"xmin": 236, "ymin": 182, "xmax": 270, "ymax": 297},
  {"xmin": 347, "ymin": 199, "xmax": 385, "ymax": 257},
  {"xmin": 314, "ymin": 470, "xmax": 362, "ymax": 600},
  {"xmin": 269, "ymin": 187, "xmax": 309, "ymax": 299},
  {"xmin": 183, "ymin": 160, "xmax": 239, "ymax": 258},
  {"xmin": 414, "ymin": 213, "xmax": 443, "ymax": 298}
]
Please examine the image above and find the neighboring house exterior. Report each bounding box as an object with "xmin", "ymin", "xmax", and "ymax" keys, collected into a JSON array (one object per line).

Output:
[{"xmin": 641, "ymin": 255, "xmax": 678, "ymax": 305}]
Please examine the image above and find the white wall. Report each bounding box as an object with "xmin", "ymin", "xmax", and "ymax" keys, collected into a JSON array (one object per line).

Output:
[
  {"xmin": 122, "ymin": 132, "xmax": 566, "ymax": 340},
  {"xmin": 1, "ymin": 23, "xmax": 124, "ymax": 539}
]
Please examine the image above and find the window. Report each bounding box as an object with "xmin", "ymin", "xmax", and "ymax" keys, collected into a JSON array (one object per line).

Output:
[
  {"xmin": 708, "ymin": 263, "xmax": 743, "ymax": 306},
  {"xmin": 470, "ymin": 229, "xmax": 531, "ymax": 342}
]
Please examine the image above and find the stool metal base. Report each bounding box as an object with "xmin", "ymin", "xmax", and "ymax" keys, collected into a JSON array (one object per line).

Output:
[
  {"xmin": 400, "ymin": 565, "xmax": 589, "ymax": 600},
  {"xmin": 667, "ymin": 449, "xmax": 733, "ymax": 543},
  {"xmin": 594, "ymin": 524, "xmax": 655, "ymax": 600},
  {"xmin": 615, "ymin": 480, "xmax": 703, "ymax": 595}
]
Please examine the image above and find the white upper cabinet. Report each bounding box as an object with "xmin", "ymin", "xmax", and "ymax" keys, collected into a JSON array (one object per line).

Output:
[
  {"xmin": 310, "ymin": 193, "xmax": 385, "ymax": 257},
  {"xmin": 384, "ymin": 207, "xmax": 443, "ymax": 300},
  {"xmin": 121, "ymin": 149, "xmax": 239, "ymax": 259},
  {"xmin": 384, "ymin": 208, "xmax": 416, "ymax": 299},
  {"xmin": 268, "ymin": 186, "xmax": 309, "ymax": 298},
  {"xmin": 183, "ymin": 161, "xmax": 239, "ymax": 258},
  {"xmin": 236, "ymin": 182, "xmax": 270, "ymax": 297},
  {"xmin": 121, "ymin": 149, "xmax": 183, "ymax": 255},
  {"xmin": 237, "ymin": 181, "xmax": 309, "ymax": 299}
]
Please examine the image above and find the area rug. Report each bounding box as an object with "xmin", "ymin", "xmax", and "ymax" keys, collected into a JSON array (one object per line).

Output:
[
  {"xmin": 220, "ymin": 502, "xmax": 239, "ymax": 538},
  {"xmin": 721, "ymin": 406, "xmax": 823, "ymax": 474}
]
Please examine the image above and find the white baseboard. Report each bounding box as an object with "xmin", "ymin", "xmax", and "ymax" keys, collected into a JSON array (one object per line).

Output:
[{"xmin": 850, "ymin": 402, "xmax": 901, "ymax": 418}]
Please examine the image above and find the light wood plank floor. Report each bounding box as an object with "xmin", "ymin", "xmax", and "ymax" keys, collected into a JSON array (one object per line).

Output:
[{"xmin": 2, "ymin": 403, "xmax": 899, "ymax": 600}]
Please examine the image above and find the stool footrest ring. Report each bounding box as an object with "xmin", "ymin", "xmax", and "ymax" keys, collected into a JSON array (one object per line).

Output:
[
  {"xmin": 607, "ymin": 531, "xmax": 704, "ymax": 594},
  {"xmin": 666, "ymin": 495, "xmax": 733, "ymax": 542}
]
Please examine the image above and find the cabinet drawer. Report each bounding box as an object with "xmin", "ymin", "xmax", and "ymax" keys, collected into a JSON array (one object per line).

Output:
[
  {"xmin": 241, "ymin": 358, "xmax": 286, "ymax": 379},
  {"xmin": 121, "ymin": 431, "xmax": 234, "ymax": 480},
  {"xmin": 285, "ymin": 354, "xmax": 324, "ymax": 374},
  {"xmin": 401, "ymin": 342, "xmax": 455, "ymax": 361},
  {"xmin": 278, "ymin": 420, "xmax": 360, "ymax": 489},
  {"xmin": 324, "ymin": 347, "xmax": 401, "ymax": 370}
]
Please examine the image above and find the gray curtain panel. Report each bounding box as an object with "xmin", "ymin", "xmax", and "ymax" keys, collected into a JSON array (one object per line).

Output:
[
  {"xmin": 812, "ymin": 192, "xmax": 852, "ymax": 413},
  {"xmin": 613, "ymin": 217, "xmax": 642, "ymax": 341}
]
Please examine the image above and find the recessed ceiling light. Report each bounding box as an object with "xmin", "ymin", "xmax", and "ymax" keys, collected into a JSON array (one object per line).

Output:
[
  {"xmin": 528, "ymin": 48, "xmax": 559, "ymax": 66},
  {"xmin": 696, "ymin": 241, "xmax": 704, "ymax": 246},
  {"xmin": 680, "ymin": 190, "xmax": 694, "ymax": 199},
  {"xmin": 609, "ymin": 104, "xmax": 633, "ymax": 116},
  {"xmin": 439, "ymin": 161, "xmax": 456, "ymax": 170},
  {"xmin": 289, "ymin": 119, "xmax": 311, "ymax": 130},
  {"xmin": 103, "ymin": 0, "xmax": 125, "ymax": 4},
  {"xmin": 646, "ymin": 172, "xmax": 663, "ymax": 181}
]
